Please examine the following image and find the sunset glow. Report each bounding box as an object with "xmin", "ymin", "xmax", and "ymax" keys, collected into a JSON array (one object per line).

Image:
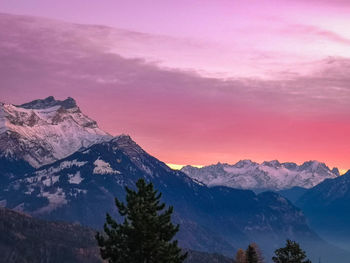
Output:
[{"xmin": 1, "ymin": 0, "xmax": 350, "ymax": 171}]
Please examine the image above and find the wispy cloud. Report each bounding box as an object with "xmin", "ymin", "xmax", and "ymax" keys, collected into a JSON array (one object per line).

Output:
[{"xmin": 280, "ymin": 23, "xmax": 350, "ymax": 46}]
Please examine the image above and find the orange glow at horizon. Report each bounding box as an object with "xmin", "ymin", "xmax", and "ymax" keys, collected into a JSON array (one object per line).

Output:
[
  {"xmin": 1, "ymin": 1, "xmax": 350, "ymax": 174},
  {"xmin": 167, "ymin": 163, "xmax": 349, "ymax": 175}
]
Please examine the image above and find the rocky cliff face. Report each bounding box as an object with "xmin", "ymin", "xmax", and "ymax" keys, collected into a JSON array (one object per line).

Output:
[{"xmin": 0, "ymin": 96, "xmax": 112, "ymax": 168}]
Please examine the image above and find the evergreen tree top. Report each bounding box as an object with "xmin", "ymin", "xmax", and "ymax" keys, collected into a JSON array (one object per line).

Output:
[
  {"xmin": 272, "ymin": 239, "xmax": 311, "ymax": 263},
  {"xmin": 96, "ymin": 178, "xmax": 187, "ymax": 263}
]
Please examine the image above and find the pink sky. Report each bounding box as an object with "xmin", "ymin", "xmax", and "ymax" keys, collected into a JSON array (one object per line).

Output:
[{"xmin": 0, "ymin": 1, "xmax": 350, "ymax": 172}]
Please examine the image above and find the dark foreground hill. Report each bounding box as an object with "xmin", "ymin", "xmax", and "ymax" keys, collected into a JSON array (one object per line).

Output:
[
  {"xmin": 0, "ymin": 207, "xmax": 100, "ymax": 263},
  {"xmin": 0, "ymin": 207, "xmax": 235, "ymax": 263}
]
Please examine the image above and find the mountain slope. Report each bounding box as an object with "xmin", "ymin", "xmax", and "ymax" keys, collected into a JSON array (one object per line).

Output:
[
  {"xmin": 0, "ymin": 135, "xmax": 235, "ymax": 255},
  {"xmin": 181, "ymin": 160, "xmax": 339, "ymax": 191},
  {"xmin": 277, "ymin": 186, "xmax": 308, "ymax": 203},
  {"xmin": 297, "ymin": 170, "xmax": 350, "ymax": 250},
  {"xmin": 0, "ymin": 207, "xmax": 236, "ymax": 263},
  {"xmin": 0, "ymin": 207, "xmax": 100, "ymax": 263},
  {"xmin": 0, "ymin": 96, "xmax": 112, "ymax": 168},
  {"xmin": 0, "ymin": 135, "xmax": 346, "ymax": 262}
]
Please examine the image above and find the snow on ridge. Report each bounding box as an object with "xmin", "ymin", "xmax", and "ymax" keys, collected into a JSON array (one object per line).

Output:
[
  {"xmin": 68, "ymin": 171, "xmax": 84, "ymax": 184},
  {"xmin": 20, "ymin": 159, "xmax": 87, "ymax": 196},
  {"xmin": 0, "ymin": 99, "xmax": 113, "ymax": 167},
  {"xmin": 93, "ymin": 158, "xmax": 121, "ymax": 175},
  {"xmin": 0, "ymin": 104, "xmax": 8, "ymax": 134},
  {"xmin": 37, "ymin": 187, "xmax": 67, "ymax": 213},
  {"xmin": 37, "ymin": 160, "xmax": 88, "ymax": 176},
  {"xmin": 181, "ymin": 160, "xmax": 339, "ymax": 190},
  {"xmin": 41, "ymin": 175, "xmax": 60, "ymax": 187}
]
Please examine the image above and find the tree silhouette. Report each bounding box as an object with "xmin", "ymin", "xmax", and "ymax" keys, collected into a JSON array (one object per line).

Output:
[
  {"xmin": 246, "ymin": 244, "xmax": 259, "ymax": 263},
  {"xmin": 251, "ymin": 243, "xmax": 264, "ymax": 263},
  {"xmin": 96, "ymin": 178, "xmax": 187, "ymax": 263},
  {"xmin": 272, "ymin": 239, "xmax": 311, "ymax": 263},
  {"xmin": 235, "ymin": 248, "xmax": 246, "ymax": 263}
]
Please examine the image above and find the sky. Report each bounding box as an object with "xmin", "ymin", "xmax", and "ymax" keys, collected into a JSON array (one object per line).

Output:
[{"xmin": 1, "ymin": 0, "xmax": 350, "ymax": 172}]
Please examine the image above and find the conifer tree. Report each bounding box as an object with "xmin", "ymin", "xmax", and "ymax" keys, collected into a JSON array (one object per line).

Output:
[
  {"xmin": 236, "ymin": 248, "xmax": 247, "ymax": 263},
  {"xmin": 96, "ymin": 178, "xmax": 187, "ymax": 263},
  {"xmin": 251, "ymin": 243, "xmax": 264, "ymax": 263},
  {"xmin": 272, "ymin": 240, "xmax": 311, "ymax": 263},
  {"xmin": 246, "ymin": 244, "xmax": 259, "ymax": 263}
]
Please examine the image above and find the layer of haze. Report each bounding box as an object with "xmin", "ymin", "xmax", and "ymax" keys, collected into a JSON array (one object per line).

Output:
[{"xmin": 1, "ymin": 0, "xmax": 350, "ymax": 171}]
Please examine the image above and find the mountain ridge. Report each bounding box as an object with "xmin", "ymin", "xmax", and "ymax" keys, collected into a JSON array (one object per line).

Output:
[
  {"xmin": 0, "ymin": 96, "xmax": 112, "ymax": 168},
  {"xmin": 181, "ymin": 160, "xmax": 339, "ymax": 191},
  {"xmin": 296, "ymin": 170, "xmax": 350, "ymax": 250},
  {"xmin": 18, "ymin": 96, "xmax": 78, "ymax": 110}
]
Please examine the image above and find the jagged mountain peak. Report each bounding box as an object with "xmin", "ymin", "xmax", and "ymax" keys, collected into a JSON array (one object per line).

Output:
[
  {"xmin": 299, "ymin": 160, "xmax": 339, "ymax": 175},
  {"xmin": 300, "ymin": 160, "xmax": 323, "ymax": 169},
  {"xmin": 18, "ymin": 96, "xmax": 77, "ymax": 110},
  {"xmin": 111, "ymin": 133, "xmax": 135, "ymax": 145},
  {"xmin": 262, "ymin": 160, "xmax": 281, "ymax": 167},
  {"xmin": 331, "ymin": 167, "xmax": 340, "ymax": 176},
  {"xmin": 234, "ymin": 159, "xmax": 258, "ymax": 167},
  {"xmin": 0, "ymin": 97, "xmax": 112, "ymax": 168},
  {"xmin": 110, "ymin": 134, "xmax": 146, "ymax": 155},
  {"xmin": 181, "ymin": 159, "xmax": 339, "ymax": 190}
]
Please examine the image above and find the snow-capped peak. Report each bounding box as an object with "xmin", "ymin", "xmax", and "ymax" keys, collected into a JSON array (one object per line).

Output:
[
  {"xmin": 18, "ymin": 96, "xmax": 77, "ymax": 110},
  {"xmin": 235, "ymin": 159, "xmax": 258, "ymax": 168},
  {"xmin": 181, "ymin": 160, "xmax": 339, "ymax": 190},
  {"xmin": 0, "ymin": 96, "xmax": 113, "ymax": 167},
  {"xmin": 262, "ymin": 160, "xmax": 281, "ymax": 167}
]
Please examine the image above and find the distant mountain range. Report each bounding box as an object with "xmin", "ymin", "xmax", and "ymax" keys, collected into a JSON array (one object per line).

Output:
[
  {"xmin": 181, "ymin": 160, "xmax": 339, "ymax": 191},
  {"xmin": 0, "ymin": 97, "xmax": 349, "ymax": 263},
  {"xmin": 182, "ymin": 158, "xmax": 350, "ymax": 253}
]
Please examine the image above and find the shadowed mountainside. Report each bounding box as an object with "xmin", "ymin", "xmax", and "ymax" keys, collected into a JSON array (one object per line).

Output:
[
  {"xmin": 0, "ymin": 207, "xmax": 235, "ymax": 263},
  {"xmin": 0, "ymin": 207, "xmax": 100, "ymax": 263}
]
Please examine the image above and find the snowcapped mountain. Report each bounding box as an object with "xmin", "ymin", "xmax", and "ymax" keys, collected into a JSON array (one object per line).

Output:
[
  {"xmin": 0, "ymin": 97, "xmax": 348, "ymax": 262},
  {"xmin": 181, "ymin": 160, "xmax": 339, "ymax": 190},
  {"xmin": 0, "ymin": 96, "xmax": 112, "ymax": 168},
  {"xmin": 0, "ymin": 135, "xmax": 335, "ymax": 261}
]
